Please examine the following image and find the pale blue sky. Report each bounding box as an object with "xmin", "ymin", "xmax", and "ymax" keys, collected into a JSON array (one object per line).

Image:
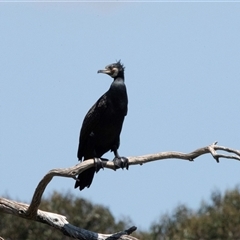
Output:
[{"xmin": 1, "ymin": 2, "xmax": 240, "ymax": 231}]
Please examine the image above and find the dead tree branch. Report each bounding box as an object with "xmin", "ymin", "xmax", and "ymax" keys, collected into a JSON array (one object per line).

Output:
[
  {"xmin": 0, "ymin": 197, "xmax": 138, "ymax": 240},
  {"xmin": 26, "ymin": 142, "xmax": 240, "ymax": 218},
  {"xmin": 1, "ymin": 142, "xmax": 240, "ymax": 239}
]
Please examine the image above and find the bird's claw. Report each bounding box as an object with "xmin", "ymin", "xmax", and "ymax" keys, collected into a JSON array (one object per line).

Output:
[
  {"xmin": 94, "ymin": 158, "xmax": 109, "ymax": 173},
  {"xmin": 113, "ymin": 157, "xmax": 129, "ymax": 170}
]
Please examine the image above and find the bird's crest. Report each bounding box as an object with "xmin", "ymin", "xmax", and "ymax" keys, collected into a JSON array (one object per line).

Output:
[{"xmin": 116, "ymin": 60, "xmax": 125, "ymax": 71}]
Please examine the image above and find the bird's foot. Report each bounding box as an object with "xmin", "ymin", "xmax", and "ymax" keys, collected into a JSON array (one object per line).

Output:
[
  {"xmin": 94, "ymin": 158, "xmax": 108, "ymax": 173},
  {"xmin": 113, "ymin": 157, "xmax": 129, "ymax": 170}
]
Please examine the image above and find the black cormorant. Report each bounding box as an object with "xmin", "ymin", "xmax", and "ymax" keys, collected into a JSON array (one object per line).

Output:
[{"xmin": 75, "ymin": 61, "xmax": 128, "ymax": 191}]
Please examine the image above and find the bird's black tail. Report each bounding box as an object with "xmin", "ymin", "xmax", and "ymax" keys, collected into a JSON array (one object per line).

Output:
[{"xmin": 74, "ymin": 167, "xmax": 95, "ymax": 191}]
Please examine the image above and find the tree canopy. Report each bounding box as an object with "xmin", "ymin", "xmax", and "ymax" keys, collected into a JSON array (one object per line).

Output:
[{"xmin": 151, "ymin": 187, "xmax": 240, "ymax": 239}]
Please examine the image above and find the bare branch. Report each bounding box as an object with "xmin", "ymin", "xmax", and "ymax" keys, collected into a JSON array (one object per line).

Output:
[
  {"xmin": 1, "ymin": 142, "xmax": 240, "ymax": 239},
  {"xmin": 26, "ymin": 142, "xmax": 240, "ymax": 218},
  {"xmin": 0, "ymin": 197, "xmax": 138, "ymax": 240},
  {"xmin": 22, "ymin": 142, "xmax": 240, "ymax": 233},
  {"xmin": 26, "ymin": 160, "xmax": 95, "ymax": 218}
]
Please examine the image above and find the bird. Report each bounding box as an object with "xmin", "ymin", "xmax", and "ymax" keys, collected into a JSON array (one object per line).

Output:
[{"xmin": 75, "ymin": 61, "xmax": 129, "ymax": 191}]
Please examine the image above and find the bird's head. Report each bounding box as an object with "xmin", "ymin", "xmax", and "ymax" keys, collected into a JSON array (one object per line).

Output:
[{"xmin": 97, "ymin": 60, "xmax": 125, "ymax": 79}]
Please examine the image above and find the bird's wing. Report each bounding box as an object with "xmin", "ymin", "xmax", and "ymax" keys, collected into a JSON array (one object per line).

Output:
[{"xmin": 77, "ymin": 93, "xmax": 108, "ymax": 159}]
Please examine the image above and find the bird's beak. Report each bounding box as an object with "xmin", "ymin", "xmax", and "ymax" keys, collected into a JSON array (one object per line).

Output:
[{"xmin": 97, "ymin": 68, "xmax": 111, "ymax": 75}]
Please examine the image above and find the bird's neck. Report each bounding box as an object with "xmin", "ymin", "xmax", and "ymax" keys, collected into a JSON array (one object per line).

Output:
[
  {"xmin": 110, "ymin": 77, "xmax": 125, "ymax": 89},
  {"xmin": 108, "ymin": 77, "xmax": 127, "ymax": 114},
  {"xmin": 109, "ymin": 77, "xmax": 127, "ymax": 98}
]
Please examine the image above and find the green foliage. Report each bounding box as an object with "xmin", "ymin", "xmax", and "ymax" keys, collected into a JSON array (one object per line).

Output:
[
  {"xmin": 0, "ymin": 191, "xmax": 128, "ymax": 240},
  {"xmin": 150, "ymin": 187, "xmax": 240, "ymax": 240}
]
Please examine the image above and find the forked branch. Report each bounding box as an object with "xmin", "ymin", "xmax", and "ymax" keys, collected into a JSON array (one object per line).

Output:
[{"xmin": 1, "ymin": 142, "xmax": 240, "ymax": 239}]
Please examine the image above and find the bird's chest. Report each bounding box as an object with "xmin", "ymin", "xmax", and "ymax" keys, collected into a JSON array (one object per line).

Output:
[{"xmin": 95, "ymin": 107, "xmax": 125, "ymax": 138}]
